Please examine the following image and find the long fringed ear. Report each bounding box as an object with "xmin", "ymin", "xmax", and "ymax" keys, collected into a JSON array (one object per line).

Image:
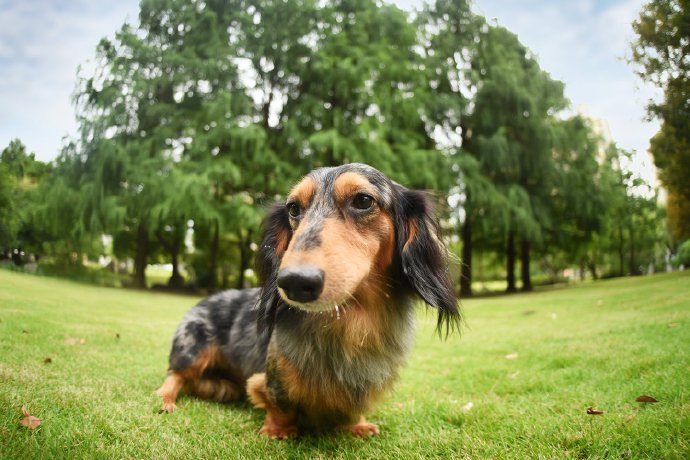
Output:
[
  {"xmin": 255, "ymin": 203, "xmax": 292, "ymax": 334},
  {"xmin": 396, "ymin": 188, "xmax": 460, "ymax": 336}
]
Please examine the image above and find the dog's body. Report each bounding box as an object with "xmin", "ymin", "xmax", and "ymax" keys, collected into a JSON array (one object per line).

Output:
[{"xmin": 157, "ymin": 163, "xmax": 459, "ymax": 438}]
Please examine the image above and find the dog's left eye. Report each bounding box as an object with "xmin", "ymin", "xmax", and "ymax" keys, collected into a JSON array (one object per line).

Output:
[
  {"xmin": 351, "ymin": 193, "xmax": 374, "ymax": 211},
  {"xmin": 286, "ymin": 202, "xmax": 301, "ymax": 219}
]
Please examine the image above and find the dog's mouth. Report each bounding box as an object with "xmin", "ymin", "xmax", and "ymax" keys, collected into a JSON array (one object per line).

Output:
[{"xmin": 277, "ymin": 289, "xmax": 350, "ymax": 317}]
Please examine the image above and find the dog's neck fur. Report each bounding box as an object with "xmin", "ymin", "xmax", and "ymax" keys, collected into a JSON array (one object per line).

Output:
[{"xmin": 266, "ymin": 293, "xmax": 416, "ymax": 427}]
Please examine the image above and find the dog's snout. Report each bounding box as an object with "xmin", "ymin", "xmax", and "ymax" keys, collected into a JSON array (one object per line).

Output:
[{"xmin": 277, "ymin": 266, "xmax": 325, "ymax": 303}]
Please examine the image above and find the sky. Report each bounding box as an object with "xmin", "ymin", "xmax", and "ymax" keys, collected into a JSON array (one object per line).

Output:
[{"xmin": 0, "ymin": 0, "xmax": 660, "ymax": 183}]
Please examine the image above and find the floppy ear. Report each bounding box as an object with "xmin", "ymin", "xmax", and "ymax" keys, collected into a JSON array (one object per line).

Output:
[
  {"xmin": 255, "ymin": 203, "xmax": 292, "ymax": 333},
  {"xmin": 396, "ymin": 188, "xmax": 460, "ymax": 336}
]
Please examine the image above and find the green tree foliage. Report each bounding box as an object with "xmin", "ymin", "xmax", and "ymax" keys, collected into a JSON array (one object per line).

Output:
[
  {"xmin": 12, "ymin": 0, "xmax": 668, "ymax": 293},
  {"xmin": 0, "ymin": 139, "xmax": 51, "ymax": 265},
  {"xmin": 544, "ymin": 116, "xmax": 606, "ymax": 277},
  {"xmin": 0, "ymin": 164, "xmax": 18, "ymax": 251},
  {"xmin": 631, "ymin": 0, "xmax": 690, "ymax": 242}
]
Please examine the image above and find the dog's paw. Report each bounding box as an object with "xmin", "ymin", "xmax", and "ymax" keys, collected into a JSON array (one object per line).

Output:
[
  {"xmin": 346, "ymin": 419, "xmax": 379, "ymax": 438},
  {"xmin": 158, "ymin": 402, "xmax": 177, "ymax": 414},
  {"xmin": 259, "ymin": 423, "xmax": 297, "ymax": 440}
]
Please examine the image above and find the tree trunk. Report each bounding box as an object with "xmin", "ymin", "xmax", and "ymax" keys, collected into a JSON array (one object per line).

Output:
[
  {"xmin": 629, "ymin": 224, "xmax": 639, "ymax": 275},
  {"xmin": 618, "ymin": 225, "xmax": 625, "ymax": 276},
  {"xmin": 11, "ymin": 248, "xmax": 23, "ymax": 266},
  {"xmin": 208, "ymin": 220, "xmax": 219, "ymax": 291},
  {"xmin": 460, "ymin": 212, "xmax": 473, "ymax": 297},
  {"xmin": 520, "ymin": 239, "xmax": 532, "ymax": 291},
  {"xmin": 588, "ymin": 261, "xmax": 599, "ymax": 280},
  {"xmin": 506, "ymin": 231, "xmax": 517, "ymax": 292},
  {"xmin": 156, "ymin": 228, "xmax": 185, "ymax": 289},
  {"xmin": 167, "ymin": 249, "xmax": 184, "ymax": 289},
  {"xmin": 134, "ymin": 223, "xmax": 149, "ymax": 289}
]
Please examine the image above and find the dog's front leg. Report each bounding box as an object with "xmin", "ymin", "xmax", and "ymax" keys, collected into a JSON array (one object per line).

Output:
[
  {"xmin": 343, "ymin": 415, "xmax": 379, "ymax": 437},
  {"xmin": 246, "ymin": 373, "xmax": 297, "ymax": 440}
]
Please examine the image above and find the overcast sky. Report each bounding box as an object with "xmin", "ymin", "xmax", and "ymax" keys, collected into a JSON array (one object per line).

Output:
[{"xmin": 0, "ymin": 0, "xmax": 659, "ymax": 182}]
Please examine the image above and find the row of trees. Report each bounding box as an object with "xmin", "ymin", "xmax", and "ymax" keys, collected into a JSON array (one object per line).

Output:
[
  {"xmin": 0, "ymin": 0, "xmax": 675, "ymax": 294},
  {"xmin": 631, "ymin": 0, "xmax": 690, "ymax": 245}
]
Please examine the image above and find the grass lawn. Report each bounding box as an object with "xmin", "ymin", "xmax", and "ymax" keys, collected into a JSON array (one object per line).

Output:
[{"xmin": 0, "ymin": 269, "xmax": 688, "ymax": 459}]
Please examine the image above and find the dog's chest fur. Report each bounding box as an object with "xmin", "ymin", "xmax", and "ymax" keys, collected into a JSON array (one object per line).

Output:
[{"xmin": 265, "ymin": 301, "xmax": 416, "ymax": 427}]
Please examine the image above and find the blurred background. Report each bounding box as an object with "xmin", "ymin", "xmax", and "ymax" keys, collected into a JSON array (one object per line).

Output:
[{"xmin": 0, "ymin": 0, "xmax": 687, "ymax": 295}]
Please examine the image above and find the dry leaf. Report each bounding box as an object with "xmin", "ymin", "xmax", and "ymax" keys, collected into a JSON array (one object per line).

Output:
[
  {"xmin": 19, "ymin": 406, "xmax": 41, "ymax": 429},
  {"xmin": 394, "ymin": 402, "xmax": 404, "ymax": 409},
  {"xmin": 115, "ymin": 333, "xmax": 121, "ymax": 340},
  {"xmin": 635, "ymin": 395, "xmax": 659, "ymax": 403},
  {"xmin": 586, "ymin": 406, "xmax": 604, "ymax": 415},
  {"xmin": 505, "ymin": 352, "xmax": 519, "ymax": 360},
  {"xmin": 64, "ymin": 337, "xmax": 86, "ymax": 345},
  {"xmin": 43, "ymin": 357, "xmax": 52, "ymax": 364}
]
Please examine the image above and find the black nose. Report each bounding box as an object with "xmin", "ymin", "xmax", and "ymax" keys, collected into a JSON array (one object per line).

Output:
[{"xmin": 277, "ymin": 266, "xmax": 325, "ymax": 303}]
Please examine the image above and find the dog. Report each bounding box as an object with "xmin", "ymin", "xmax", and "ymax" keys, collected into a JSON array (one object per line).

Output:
[{"xmin": 156, "ymin": 163, "xmax": 459, "ymax": 438}]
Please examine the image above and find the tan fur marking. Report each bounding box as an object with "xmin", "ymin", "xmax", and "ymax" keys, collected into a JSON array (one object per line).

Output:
[
  {"xmin": 275, "ymin": 227, "xmax": 290, "ymax": 256},
  {"xmin": 343, "ymin": 415, "xmax": 380, "ymax": 437},
  {"xmin": 156, "ymin": 372, "xmax": 185, "ymax": 413},
  {"xmin": 403, "ymin": 218, "xmax": 418, "ymax": 252},
  {"xmin": 333, "ymin": 172, "xmax": 378, "ymax": 204},
  {"xmin": 187, "ymin": 378, "xmax": 242, "ymax": 402},
  {"xmin": 247, "ymin": 373, "xmax": 297, "ymax": 439},
  {"xmin": 156, "ymin": 343, "xmax": 244, "ymax": 411},
  {"xmin": 288, "ymin": 177, "xmax": 317, "ymax": 209},
  {"xmin": 275, "ymin": 354, "xmax": 386, "ymax": 421}
]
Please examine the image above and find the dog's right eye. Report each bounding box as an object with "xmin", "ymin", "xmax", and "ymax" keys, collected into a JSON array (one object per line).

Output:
[{"xmin": 286, "ymin": 202, "xmax": 301, "ymax": 219}]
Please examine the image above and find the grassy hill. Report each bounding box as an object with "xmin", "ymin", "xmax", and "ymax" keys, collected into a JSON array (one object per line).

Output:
[{"xmin": 0, "ymin": 269, "xmax": 688, "ymax": 458}]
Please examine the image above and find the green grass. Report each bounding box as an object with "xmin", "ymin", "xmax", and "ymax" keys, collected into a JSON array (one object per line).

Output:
[{"xmin": 1, "ymin": 269, "xmax": 688, "ymax": 459}]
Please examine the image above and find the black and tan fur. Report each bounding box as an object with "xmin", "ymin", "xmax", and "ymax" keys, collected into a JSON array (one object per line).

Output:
[{"xmin": 156, "ymin": 163, "xmax": 459, "ymax": 438}]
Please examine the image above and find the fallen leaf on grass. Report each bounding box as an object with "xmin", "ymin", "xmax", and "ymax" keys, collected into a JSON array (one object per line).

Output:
[
  {"xmin": 635, "ymin": 395, "xmax": 659, "ymax": 403},
  {"xmin": 586, "ymin": 406, "xmax": 604, "ymax": 415},
  {"xmin": 522, "ymin": 310, "xmax": 536, "ymax": 316},
  {"xmin": 22, "ymin": 330, "xmax": 29, "ymax": 334},
  {"xmin": 43, "ymin": 357, "xmax": 52, "ymax": 364},
  {"xmin": 19, "ymin": 406, "xmax": 41, "ymax": 429},
  {"xmin": 64, "ymin": 337, "xmax": 86, "ymax": 345},
  {"xmin": 505, "ymin": 352, "xmax": 519, "ymax": 360},
  {"xmin": 115, "ymin": 333, "xmax": 121, "ymax": 340},
  {"xmin": 394, "ymin": 402, "xmax": 404, "ymax": 409}
]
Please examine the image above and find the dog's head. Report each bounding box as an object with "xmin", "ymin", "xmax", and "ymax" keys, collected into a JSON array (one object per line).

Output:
[{"xmin": 256, "ymin": 163, "xmax": 459, "ymax": 335}]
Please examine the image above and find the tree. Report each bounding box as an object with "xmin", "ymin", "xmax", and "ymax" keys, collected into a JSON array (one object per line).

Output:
[
  {"xmin": 0, "ymin": 139, "xmax": 51, "ymax": 265},
  {"xmin": 0, "ymin": 164, "xmax": 18, "ymax": 255},
  {"xmin": 631, "ymin": 0, "xmax": 690, "ymax": 243},
  {"xmin": 417, "ymin": 0, "xmax": 481, "ymax": 296},
  {"xmin": 545, "ymin": 116, "xmax": 606, "ymax": 278},
  {"xmin": 74, "ymin": 0, "xmax": 256, "ymax": 288},
  {"xmin": 464, "ymin": 24, "xmax": 566, "ymax": 292}
]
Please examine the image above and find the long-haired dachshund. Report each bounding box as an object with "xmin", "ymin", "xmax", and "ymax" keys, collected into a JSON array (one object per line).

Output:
[{"xmin": 156, "ymin": 163, "xmax": 459, "ymax": 438}]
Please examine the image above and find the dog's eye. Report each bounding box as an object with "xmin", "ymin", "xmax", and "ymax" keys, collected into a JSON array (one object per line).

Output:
[
  {"xmin": 286, "ymin": 202, "xmax": 301, "ymax": 219},
  {"xmin": 351, "ymin": 193, "xmax": 374, "ymax": 211}
]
